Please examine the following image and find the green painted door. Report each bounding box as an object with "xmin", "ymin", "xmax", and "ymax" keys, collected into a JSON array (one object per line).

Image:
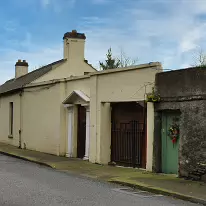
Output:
[{"xmin": 161, "ymin": 112, "xmax": 180, "ymax": 174}]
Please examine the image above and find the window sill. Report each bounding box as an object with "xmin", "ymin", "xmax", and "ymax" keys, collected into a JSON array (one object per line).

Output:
[{"xmin": 8, "ymin": 135, "xmax": 13, "ymax": 139}]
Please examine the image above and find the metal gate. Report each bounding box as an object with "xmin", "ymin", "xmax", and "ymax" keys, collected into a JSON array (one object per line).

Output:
[{"xmin": 111, "ymin": 120, "xmax": 144, "ymax": 168}]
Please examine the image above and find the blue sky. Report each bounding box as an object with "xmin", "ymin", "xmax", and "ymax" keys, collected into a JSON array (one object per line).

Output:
[{"xmin": 0, "ymin": 0, "xmax": 206, "ymax": 84}]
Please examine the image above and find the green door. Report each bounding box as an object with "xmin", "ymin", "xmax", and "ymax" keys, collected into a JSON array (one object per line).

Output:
[{"xmin": 161, "ymin": 112, "xmax": 180, "ymax": 174}]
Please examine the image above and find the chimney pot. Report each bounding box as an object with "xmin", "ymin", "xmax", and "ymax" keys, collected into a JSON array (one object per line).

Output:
[
  {"xmin": 63, "ymin": 30, "xmax": 86, "ymax": 40},
  {"xmin": 15, "ymin": 59, "xmax": 29, "ymax": 78},
  {"xmin": 63, "ymin": 30, "xmax": 86, "ymax": 60}
]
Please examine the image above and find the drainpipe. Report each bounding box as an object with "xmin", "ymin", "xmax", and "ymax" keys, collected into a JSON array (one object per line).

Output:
[
  {"xmin": 19, "ymin": 89, "xmax": 23, "ymax": 149},
  {"xmin": 143, "ymin": 86, "xmax": 147, "ymax": 168}
]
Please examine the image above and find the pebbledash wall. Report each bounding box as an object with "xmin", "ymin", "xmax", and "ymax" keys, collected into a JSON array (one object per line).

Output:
[{"xmin": 153, "ymin": 67, "xmax": 206, "ymax": 181}]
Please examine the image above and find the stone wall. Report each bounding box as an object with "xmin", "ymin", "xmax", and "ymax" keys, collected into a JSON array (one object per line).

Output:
[{"xmin": 154, "ymin": 67, "xmax": 206, "ymax": 181}]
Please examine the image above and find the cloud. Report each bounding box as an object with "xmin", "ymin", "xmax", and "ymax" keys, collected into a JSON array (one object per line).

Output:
[
  {"xmin": 178, "ymin": 21, "xmax": 206, "ymax": 52},
  {"xmin": 40, "ymin": 0, "xmax": 76, "ymax": 11},
  {"xmin": 41, "ymin": 0, "xmax": 51, "ymax": 7},
  {"xmin": 90, "ymin": 0, "xmax": 112, "ymax": 4},
  {"xmin": 90, "ymin": 0, "xmax": 114, "ymax": 5},
  {"xmin": 80, "ymin": 16, "xmax": 109, "ymax": 25},
  {"xmin": 81, "ymin": 0, "xmax": 206, "ymax": 70},
  {"xmin": 0, "ymin": 37, "xmax": 62, "ymax": 84},
  {"xmin": 3, "ymin": 20, "xmax": 17, "ymax": 32},
  {"xmin": 1, "ymin": 0, "xmax": 206, "ymax": 84}
]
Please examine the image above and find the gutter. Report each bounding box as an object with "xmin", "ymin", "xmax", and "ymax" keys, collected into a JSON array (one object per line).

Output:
[
  {"xmin": 24, "ymin": 79, "xmax": 61, "ymax": 89},
  {"xmin": 0, "ymin": 88, "xmax": 22, "ymax": 97}
]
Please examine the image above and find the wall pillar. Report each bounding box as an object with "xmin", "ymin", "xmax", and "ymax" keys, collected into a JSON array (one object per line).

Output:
[
  {"xmin": 99, "ymin": 102, "xmax": 111, "ymax": 164},
  {"xmin": 83, "ymin": 105, "xmax": 90, "ymax": 160},
  {"xmin": 66, "ymin": 105, "xmax": 74, "ymax": 157},
  {"xmin": 146, "ymin": 102, "xmax": 154, "ymax": 171}
]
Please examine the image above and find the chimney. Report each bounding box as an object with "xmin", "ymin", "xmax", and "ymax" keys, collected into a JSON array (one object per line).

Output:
[
  {"xmin": 15, "ymin": 59, "xmax": 28, "ymax": 78},
  {"xmin": 63, "ymin": 30, "xmax": 86, "ymax": 61}
]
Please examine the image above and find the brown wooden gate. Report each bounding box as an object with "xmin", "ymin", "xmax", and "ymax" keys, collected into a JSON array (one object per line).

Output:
[
  {"xmin": 77, "ymin": 105, "xmax": 86, "ymax": 158},
  {"xmin": 111, "ymin": 102, "xmax": 146, "ymax": 168}
]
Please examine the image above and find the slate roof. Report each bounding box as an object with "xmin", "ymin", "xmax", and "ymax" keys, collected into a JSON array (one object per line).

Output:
[{"xmin": 0, "ymin": 59, "xmax": 66, "ymax": 95}]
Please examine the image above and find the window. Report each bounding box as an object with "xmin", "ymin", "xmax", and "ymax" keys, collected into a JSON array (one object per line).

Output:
[{"xmin": 9, "ymin": 102, "xmax": 13, "ymax": 136}]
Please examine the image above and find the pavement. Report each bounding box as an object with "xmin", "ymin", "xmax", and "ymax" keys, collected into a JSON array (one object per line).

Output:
[
  {"xmin": 0, "ymin": 142, "xmax": 205, "ymax": 205},
  {"xmin": 0, "ymin": 153, "xmax": 200, "ymax": 206}
]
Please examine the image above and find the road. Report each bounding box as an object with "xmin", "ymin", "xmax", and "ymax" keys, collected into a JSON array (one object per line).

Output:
[{"xmin": 0, "ymin": 154, "xmax": 201, "ymax": 206}]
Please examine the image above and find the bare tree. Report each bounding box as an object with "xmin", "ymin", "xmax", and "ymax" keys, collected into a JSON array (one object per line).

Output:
[
  {"xmin": 193, "ymin": 47, "xmax": 206, "ymax": 67},
  {"xmin": 116, "ymin": 48, "xmax": 138, "ymax": 68}
]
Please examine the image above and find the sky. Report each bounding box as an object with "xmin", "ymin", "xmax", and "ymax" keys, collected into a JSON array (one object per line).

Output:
[{"xmin": 0, "ymin": 0, "xmax": 206, "ymax": 84}]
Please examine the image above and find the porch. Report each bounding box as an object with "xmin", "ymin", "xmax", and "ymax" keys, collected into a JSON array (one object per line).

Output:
[{"xmin": 63, "ymin": 90, "xmax": 90, "ymax": 160}]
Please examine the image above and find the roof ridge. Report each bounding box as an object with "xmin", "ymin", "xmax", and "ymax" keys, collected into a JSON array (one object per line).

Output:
[
  {"xmin": 0, "ymin": 59, "xmax": 66, "ymax": 95},
  {"xmin": 16, "ymin": 59, "xmax": 66, "ymax": 80}
]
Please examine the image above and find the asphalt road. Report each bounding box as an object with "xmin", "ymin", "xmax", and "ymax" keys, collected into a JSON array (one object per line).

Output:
[{"xmin": 0, "ymin": 154, "xmax": 201, "ymax": 206}]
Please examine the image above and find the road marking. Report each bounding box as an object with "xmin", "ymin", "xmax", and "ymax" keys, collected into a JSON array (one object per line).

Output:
[{"xmin": 112, "ymin": 188, "xmax": 163, "ymax": 198}]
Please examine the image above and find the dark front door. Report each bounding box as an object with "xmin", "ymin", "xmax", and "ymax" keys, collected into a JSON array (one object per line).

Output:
[
  {"xmin": 111, "ymin": 102, "xmax": 146, "ymax": 168},
  {"xmin": 77, "ymin": 105, "xmax": 86, "ymax": 158}
]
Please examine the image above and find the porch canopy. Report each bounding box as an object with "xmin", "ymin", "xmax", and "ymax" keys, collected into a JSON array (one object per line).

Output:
[{"xmin": 63, "ymin": 90, "xmax": 90, "ymax": 106}]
